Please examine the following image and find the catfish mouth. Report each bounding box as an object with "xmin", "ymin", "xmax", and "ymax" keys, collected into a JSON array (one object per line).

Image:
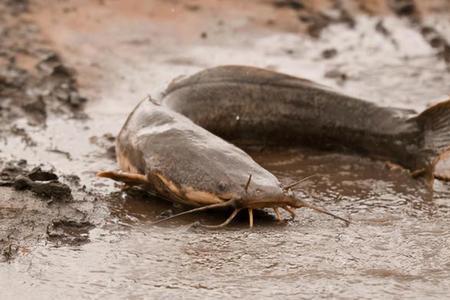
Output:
[
  {"xmin": 98, "ymin": 169, "xmax": 350, "ymax": 228},
  {"xmin": 236, "ymin": 193, "xmax": 299, "ymax": 209}
]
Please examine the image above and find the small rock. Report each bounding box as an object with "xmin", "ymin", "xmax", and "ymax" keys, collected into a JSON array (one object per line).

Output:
[
  {"xmin": 273, "ymin": 0, "xmax": 304, "ymax": 10},
  {"xmin": 322, "ymin": 48, "xmax": 338, "ymax": 59},
  {"xmin": 28, "ymin": 166, "xmax": 58, "ymax": 181}
]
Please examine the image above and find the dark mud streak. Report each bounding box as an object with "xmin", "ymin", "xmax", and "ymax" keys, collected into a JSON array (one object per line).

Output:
[
  {"xmin": 273, "ymin": 0, "xmax": 356, "ymax": 38},
  {"xmin": 389, "ymin": 0, "xmax": 450, "ymax": 67}
]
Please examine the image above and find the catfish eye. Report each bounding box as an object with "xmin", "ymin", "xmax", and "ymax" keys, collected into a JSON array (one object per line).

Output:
[{"xmin": 218, "ymin": 181, "xmax": 227, "ymax": 191}]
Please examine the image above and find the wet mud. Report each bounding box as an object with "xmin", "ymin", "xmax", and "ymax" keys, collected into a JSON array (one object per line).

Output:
[
  {"xmin": 0, "ymin": 0, "xmax": 98, "ymax": 263},
  {"xmin": 1, "ymin": 0, "xmax": 450, "ymax": 299}
]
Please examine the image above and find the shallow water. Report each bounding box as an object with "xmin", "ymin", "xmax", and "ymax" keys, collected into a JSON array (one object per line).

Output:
[
  {"xmin": 1, "ymin": 0, "xmax": 450, "ymax": 299},
  {"xmin": 3, "ymin": 147, "xmax": 450, "ymax": 299}
]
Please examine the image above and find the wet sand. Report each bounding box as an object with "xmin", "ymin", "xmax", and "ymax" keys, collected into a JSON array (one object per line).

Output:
[{"xmin": 1, "ymin": 0, "xmax": 450, "ymax": 299}]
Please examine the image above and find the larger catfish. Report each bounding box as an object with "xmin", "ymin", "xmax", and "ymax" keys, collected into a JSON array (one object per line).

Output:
[{"xmin": 163, "ymin": 66, "xmax": 450, "ymax": 178}]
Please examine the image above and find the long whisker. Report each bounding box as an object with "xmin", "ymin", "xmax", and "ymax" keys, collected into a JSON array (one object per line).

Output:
[
  {"xmin": 283, "ymin": 174, "xmax": 318, "ymax": 190},
  {"xmin": 198, "ymin": 208, "xmax": 242, "ymax": 229},
  {"xmin": 300, "ymin": 203, "xmax": 350, "ymax": 225},
  {"xmin": 287, "ymin": 197, "xmax": 350, "ymax": 225},
  {"xmin": 151, "ymin": 200, "xmax": 236, "ymax": 225}
]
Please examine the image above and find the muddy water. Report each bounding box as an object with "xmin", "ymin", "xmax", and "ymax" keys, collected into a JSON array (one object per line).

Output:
[{"xmin": 2, "ymin": 0, "xmax": 450, "ymax": 299}]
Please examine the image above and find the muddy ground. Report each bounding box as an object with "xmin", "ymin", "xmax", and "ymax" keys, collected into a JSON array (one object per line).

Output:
[{"xmin": 1, "ymin": 0, "xmax": 450, "ymax": 299}]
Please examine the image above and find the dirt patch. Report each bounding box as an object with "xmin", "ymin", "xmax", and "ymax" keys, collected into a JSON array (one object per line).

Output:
[
  {"xmin": 0, "ymin": 0, "xmax": 86, "ymax": 131},
  {"xmin": 0, "ymin": 159, "xmax": 101, "ymax": 262}
]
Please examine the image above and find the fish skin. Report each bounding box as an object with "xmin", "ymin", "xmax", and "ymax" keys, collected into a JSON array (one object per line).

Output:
[
  {"xmin": 163, "ymin": 65, "xmax": 428, "ymax": 171},
  {"xmin": 115, "ymin": 98, "xmax": 285, "ymax": 206}
]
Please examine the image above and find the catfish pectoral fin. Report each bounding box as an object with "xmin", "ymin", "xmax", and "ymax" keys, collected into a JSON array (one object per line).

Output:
[{"xmin": 96, "ymin": 170, "xmax": 149, "ymax": 186}]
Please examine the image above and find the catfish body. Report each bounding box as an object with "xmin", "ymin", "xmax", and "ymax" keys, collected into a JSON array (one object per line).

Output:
[
  {"xmin": 163, "ymin": 66, "xmax": 449, "ymax": 173},
  {"xmin": 115, "ymin": 98, "xmax": 286, "ymax": 208}
]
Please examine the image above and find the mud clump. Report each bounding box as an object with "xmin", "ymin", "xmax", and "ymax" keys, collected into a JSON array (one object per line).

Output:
[
  {"xmin": 14, "ymin": 175, "xmax": 73, "ymax": 201},
  {"xmin": 47, "ymin": 219, "xmax": 94, "ymax": 246},
  {"xmin": 0, "ymin": 160, "xmax": 97, "ymax": 262},
  {"xmin": 1, "ymin": 162, "xmax": 72, "ymax": 202},
  {"xmin": 28, "ymin": 166, "xmax": 59, "ymax": 181}
]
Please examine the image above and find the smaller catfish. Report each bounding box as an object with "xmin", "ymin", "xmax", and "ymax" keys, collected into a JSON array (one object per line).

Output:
[{"xmin": 98, "ymin": 98, "xmax": 349, "ymax": 228}]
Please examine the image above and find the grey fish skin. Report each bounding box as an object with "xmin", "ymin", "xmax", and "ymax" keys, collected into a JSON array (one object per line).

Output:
[
  {"xmin": 115, "ymin": 98, "xmax": 285, "ymax": 207},
  {"xmin": 162, "ymin": 65, "xmax": 449, "ymax": 172}
]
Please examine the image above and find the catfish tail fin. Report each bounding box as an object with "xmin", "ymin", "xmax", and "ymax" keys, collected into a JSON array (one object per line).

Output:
[{"xmin": 415, "ymin": 97, "xmax": 450, "ymax": 180}]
